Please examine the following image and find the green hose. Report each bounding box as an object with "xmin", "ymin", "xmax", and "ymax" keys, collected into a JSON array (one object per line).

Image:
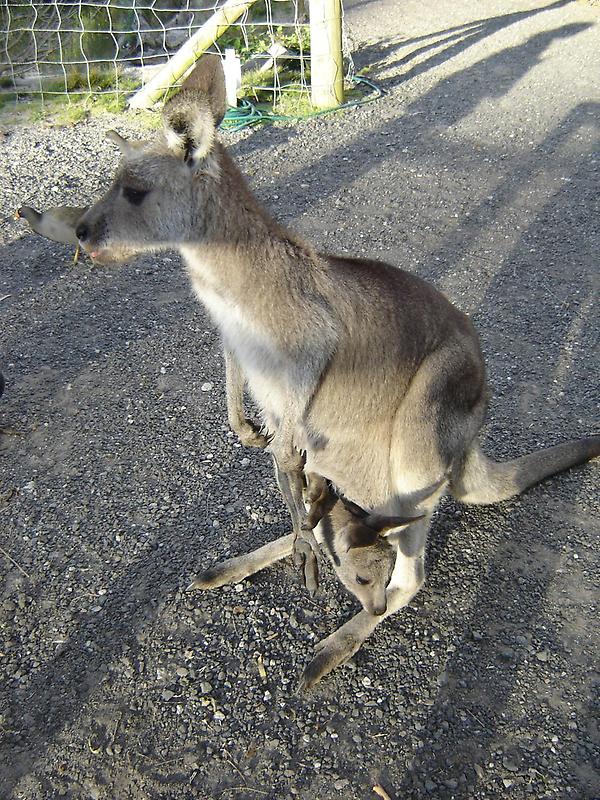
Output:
[{"xmin": 220, "ymin": 75, "xmax": 384, "ymax": 132}]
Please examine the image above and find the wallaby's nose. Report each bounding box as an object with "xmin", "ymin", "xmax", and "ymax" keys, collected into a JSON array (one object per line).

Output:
[
  {"xmin": 76, "ymin": 221, "xmax": 89, "ymax": 242},
  {"xmin": 372, "ymin": 602, "xmax": 387, "ymax": 617}
]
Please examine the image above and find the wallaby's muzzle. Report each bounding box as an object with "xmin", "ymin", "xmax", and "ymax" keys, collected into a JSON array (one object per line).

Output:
[{"xmin": 75, "ymin": 221, "xmax": 89, "ymax": 242}]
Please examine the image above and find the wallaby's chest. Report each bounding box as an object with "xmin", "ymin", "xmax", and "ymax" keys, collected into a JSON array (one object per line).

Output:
[{"xmin": 191, "ymin": 278, "xmax": 291, "ymax": 419}]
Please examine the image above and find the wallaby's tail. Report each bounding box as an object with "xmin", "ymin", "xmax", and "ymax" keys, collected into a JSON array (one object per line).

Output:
[{"xmin": 450, "ymin": 435, "xmax": 600, "ymax": 505}]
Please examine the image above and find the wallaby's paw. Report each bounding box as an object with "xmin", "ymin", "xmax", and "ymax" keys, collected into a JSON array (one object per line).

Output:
[
  {"xmin": 237, "ymin": 421, "xmax": 269, "ymax": 450},
  {"xmin": 187, "ymin": 564, "xmax": 234, "ymax": 591},
  {"xmin": 298, "ymin": 631, "xmax": 362, "ymax": 691}
]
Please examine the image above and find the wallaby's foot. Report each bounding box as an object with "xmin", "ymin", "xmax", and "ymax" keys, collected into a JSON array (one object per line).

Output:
[
  {"xmin": 299, "ymin": 628, "xmax": 363, "ymax": 691},
  {"xmin": 188, "ymin": 534, "xmax": 296, "ymax": 592},
  {"xmin": 187, "ymin": 564, "xmax": 233, "ymax": 591},
  {"xmin": 187, "ymin": 555, "xmax": 247, "ymax": 590},
  {"xmin": 236, "ymin": 419, "xmax": 270, "ymax": 450}
]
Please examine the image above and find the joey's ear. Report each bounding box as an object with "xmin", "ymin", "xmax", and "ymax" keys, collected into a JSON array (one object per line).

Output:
[
  {"xmin": 342, "ymin": 524, "xmax": 379, "ymax": 552},
  {"xmin": 163, "ymin": 92, "xmax": 217, "ymax": 168},
  {"xmin": 181, "ymin": 54, "xmax": 227, "ymax": 126},
  {"xmin": 365, "ymin": 512, "xmax": 426, "ymax": 538}
]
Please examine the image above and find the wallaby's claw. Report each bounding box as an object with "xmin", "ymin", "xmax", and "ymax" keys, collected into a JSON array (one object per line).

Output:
[
  {"xmin": 299, "ymin": 631, "xmax": 362, "ymax": 691},
  {"xmin": 237, "ymin": 420, "xmax": 270, "ymax": 450}
]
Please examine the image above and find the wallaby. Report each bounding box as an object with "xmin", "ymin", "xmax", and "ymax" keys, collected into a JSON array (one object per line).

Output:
[
  {"xmin": 75, "ymin": 55, "xmax": 599, "ymax": 688},
  {"xmin": 190, "ymin": 472, "xmax": 414, "ymax": 619}
]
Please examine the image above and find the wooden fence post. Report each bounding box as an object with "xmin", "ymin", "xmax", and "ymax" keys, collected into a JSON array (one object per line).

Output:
[{"xmin": 309, "ymin": 0, "xmax": 344, "ymax": 109}]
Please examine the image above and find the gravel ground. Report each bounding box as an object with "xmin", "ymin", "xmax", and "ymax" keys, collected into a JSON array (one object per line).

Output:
[{"xmin": 1, "ymin": 1, "xmax": 599, "ymax": 798}]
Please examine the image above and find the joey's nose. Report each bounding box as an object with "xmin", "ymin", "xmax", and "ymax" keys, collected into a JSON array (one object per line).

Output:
[
  {"xmin": 76, "ymin": 222, "xmax": 89, "ymax": 242},
  {"xmin": 372, "ymin": 603, "xmax": 387, "ymax": 617}
]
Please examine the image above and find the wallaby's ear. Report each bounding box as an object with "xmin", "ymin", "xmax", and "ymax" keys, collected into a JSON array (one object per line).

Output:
[
  {"xmin": 106, "ymin": 129, "xmax": 128, "ymax": 151},
  {"xmin": 181, "ymin": 54, "xmax": 227, "ymax": 126},
  {"xmin": 163, "ymin": 92, "xmax": 217, "ymax": 168},
  {"xmin": 342, "ymin": 524, "xmax": 379, "ymax": 552},
  {"xmin": 365, "ymin": 512, "xmax": 426, "ymax": 538},
  {"xmin": 106, "ymin": 130, "xmax": 147, "ymax": 156}
]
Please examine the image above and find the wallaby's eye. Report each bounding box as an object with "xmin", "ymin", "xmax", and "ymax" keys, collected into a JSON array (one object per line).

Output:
[
  {"xmin": 122, "ymin": 186, "xmax": 148, "ymax": 205},
  {"xmin": 356, "ymin": 575, "xmax": 370, "ymax": 586}
]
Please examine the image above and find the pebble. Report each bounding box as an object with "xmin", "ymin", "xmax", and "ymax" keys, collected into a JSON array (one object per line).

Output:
[
  {"xmin": 201, "ymin": 382, "xmax": 213, "ymax": 391},
  {"xmin": 536, "ymin": 650, "xmax": 549, "ymax": 662}
]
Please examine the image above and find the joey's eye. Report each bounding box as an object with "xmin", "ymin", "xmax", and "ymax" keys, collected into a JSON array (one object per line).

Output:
[
  {"xmin": 356, "ymin": 575, "xmax": 370, "ymax": 586},
  {"xmin": 122, "ymin": 186, "xmax": 148, "ymax": 205}
]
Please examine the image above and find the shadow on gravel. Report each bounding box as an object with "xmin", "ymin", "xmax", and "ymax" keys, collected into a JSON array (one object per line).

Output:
[
  {"xmin": 364, "ymin": 0, "xmax": 576, "ymax": 89},
  {"xmin": 0, "ymin": 504, "xmax": 287, "ymax": 795},
  {"xmin": 262, "ymin": 20, "xmax": 592, "ymax": 220}
]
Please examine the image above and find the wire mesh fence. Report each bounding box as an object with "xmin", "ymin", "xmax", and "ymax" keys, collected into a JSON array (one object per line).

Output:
[{"xmin": 0, "ymin": 0, "xmax": 316, "ymax": 111}]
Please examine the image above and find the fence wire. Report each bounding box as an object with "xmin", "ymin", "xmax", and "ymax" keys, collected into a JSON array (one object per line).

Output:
[{"xmin": 0, "ymin": 0, "xmax": 313, "ymax": 109}]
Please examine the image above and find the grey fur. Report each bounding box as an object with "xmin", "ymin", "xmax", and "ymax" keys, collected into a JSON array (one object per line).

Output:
[{"xmin": 75, "ymin": 56, "xmax": 600, "ymax": 688}]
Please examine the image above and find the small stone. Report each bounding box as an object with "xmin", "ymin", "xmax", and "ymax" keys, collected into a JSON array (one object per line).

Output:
[
  {"xmin": 361, "ymin": 676, "xmax": 371, "ymax": 687},
  {"xmin": 200, "ymin": 681, "xmax": 213, "ymax": 694},
  {"xmin": 445, "ymin": 779, "xmax": 458, "ymax": 789},
  {"xmin": 503, "ymin": 757, "xmax": 519, "ymax": 772},
  {"xmin": 201, "ymin": 382, "xmax": 213, "ymax": 392},
  {"xmin": 425, "ymin": 780, "xmax": 437, "ymax": 792},
  {"xmin": 536, "ymin": 650, "xmax": 549, "ymax": 662},
  {"xmin": 161, "ymin": 689, "xmax": 174, "ymax": 701},
  {"xmin": 176, "ymin": 667, "xmax": 188, "ymax": 677},
  {"xmin": 333, "ymin": 779, "xmax": 349, "ymax": 790},
  {"xmin": 503, "ymin": 779, "xmax": 513, "ymax": 788},
  {"xmin": 213, "ymin": 711, "xmax": 225, "ymax": 721}
]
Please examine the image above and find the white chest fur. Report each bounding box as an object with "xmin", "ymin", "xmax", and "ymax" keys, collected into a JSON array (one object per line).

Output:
[{"xmin": 184, "ymin": 259, "xmax": 290, "ymax": 420}]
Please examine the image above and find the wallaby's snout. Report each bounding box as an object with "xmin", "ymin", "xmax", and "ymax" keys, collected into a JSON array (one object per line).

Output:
[
  {"xmin": 75, "ymin": 221, "xmax": 89, "ymax": 242},
  {"xmin": 371, "ymin": 599, "xmax": 387, "ymax": 617}
]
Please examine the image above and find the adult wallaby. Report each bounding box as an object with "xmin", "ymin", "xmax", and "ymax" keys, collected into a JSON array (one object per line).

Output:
[{"xmin": 75, "ymin": 55, "xmax": 599, "ymax": 688}]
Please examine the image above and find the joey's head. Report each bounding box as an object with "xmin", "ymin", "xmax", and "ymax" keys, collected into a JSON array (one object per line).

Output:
[
  {"xmin": 76, "ymin": 55, "xmax": 227, "ymax": 264},
  {"xmin": 328, "ymin": 500, "xmax": 424, "ymax": 617}
]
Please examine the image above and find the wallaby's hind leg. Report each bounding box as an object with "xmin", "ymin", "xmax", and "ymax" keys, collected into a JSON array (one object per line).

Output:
[
  {"xmin": 188, "ymin": 533, "xmax": 294, "ymax": 590},
  {"xmin": 299, "ymin": 515, "xmax": 430, "ymax": 691}
]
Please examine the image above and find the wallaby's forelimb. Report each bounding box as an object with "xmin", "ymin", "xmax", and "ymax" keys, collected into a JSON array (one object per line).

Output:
[
  {"xmin": 452, "ymin": 436, "xmax": 600, "ymax": 505},
  {"xmin": 188, "ymin": 533, "xmax": 294, "ymax": 590},
  {"xmin": 224, "ymin": 348, "xmax": 320, "ymax": 593},
  {"xmin": 224, "ymin": 347, "xmax": 269, "ymax": 449},
  {"xmin": 305, "ymin": 473, "xmax": 337, "ymax": 529}
]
